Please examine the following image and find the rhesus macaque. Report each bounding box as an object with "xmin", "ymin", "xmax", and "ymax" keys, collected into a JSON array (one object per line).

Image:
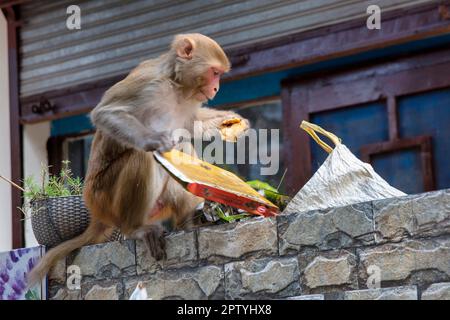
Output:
[{"xmin": 28, "ymin": 33, "xmax": 249, "ymax": 284}]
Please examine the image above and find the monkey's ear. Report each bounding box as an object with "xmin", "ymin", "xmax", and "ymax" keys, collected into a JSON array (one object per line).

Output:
[{"xmin": 176, "ymin": 38, "xmax": 195, "ymax": 60}]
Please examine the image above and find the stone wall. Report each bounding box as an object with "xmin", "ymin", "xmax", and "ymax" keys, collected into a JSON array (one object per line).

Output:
[{"xmin": 48, "ymin": 189, "xmax": 450, "ymax": 300}]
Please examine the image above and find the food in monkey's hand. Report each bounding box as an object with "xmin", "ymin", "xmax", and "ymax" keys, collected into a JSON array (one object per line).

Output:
[{"xmin": 219, "ymin": 118, "xmax": 247, "ymax": 142}]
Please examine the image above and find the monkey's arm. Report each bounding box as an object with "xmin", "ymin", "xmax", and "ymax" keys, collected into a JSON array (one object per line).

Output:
[
  {"xmin": 193, "ymin": 107, "xmax": 250, "ymax": 140},
  {"xmin": 91, "ymin": 105, "xmax": 174, "ymax": 152}
]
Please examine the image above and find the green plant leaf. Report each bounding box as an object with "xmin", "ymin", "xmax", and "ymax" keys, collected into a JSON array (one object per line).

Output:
[{"xmin": 22, "ymin": 160, "xmax": 83, "ymax": 202}]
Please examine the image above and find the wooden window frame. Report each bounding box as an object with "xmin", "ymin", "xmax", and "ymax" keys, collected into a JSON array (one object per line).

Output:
[
  {"xmin": 281, "ymin": 47, "xmax": 450, "ymax": 195},
  {"xmin": 360, "ymin": 136, "xmax": 435, "ymax": 191},
  {"xmin": 2, "ymin": 5, "xmax": 23, "ymax": 248}
]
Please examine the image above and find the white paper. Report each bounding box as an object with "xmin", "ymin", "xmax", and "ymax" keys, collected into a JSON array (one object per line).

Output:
[{"xmin": 284, "ymin": 144, "xmax": 406, "ymax": 214}]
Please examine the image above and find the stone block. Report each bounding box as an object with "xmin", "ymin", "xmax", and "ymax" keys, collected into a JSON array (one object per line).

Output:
[
  {"xmin": 374, "ymin": 190, "xmax": 450, "ymax": 242},
  {"xmin": 285, "ymin": 294, "xmax": 324, "ymax": 300},
  {"xmin": 300, "ymin": 250, "xmax": 357, "ymax": 293},
  {"xmin": 225, "ymin": 257, "xmax": 299, "ymax": 299},
  {"xmin": 198, "ymin": 217, "xmax": 277, "ymax": 263},
  {"xmin": 358, "ymin": 239, "xmax": 450, "ymax": 287},
  {"xmin": 278, "ymin": 202, "xmax": 373, "ymax": 254},
  {"xmin": 84, "ymin": 284, "xmax": 119, "ymax": 300},
  {"xmin": 69, "ymin": 240, "xmax": 136, "ymax": 280},
  {"xmin": 344, "ymin": 286, "xmax": 417, "ymax": 300},
  {"xmin": 136, "ymin": 230, "xmax": 197, "ymax": 274},
  {"xmin": 421, "ymin": 282, "xmax": 450, "ymax": 300},
  {"xmin": 49, "ymin": 288, "xmax": 81, "ymax": 300},
  {"xmin": 124, "ymin": 265, "xmax": 224, "ymax": 300}
]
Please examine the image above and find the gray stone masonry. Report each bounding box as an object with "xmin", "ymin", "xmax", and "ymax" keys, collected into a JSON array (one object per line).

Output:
[{"xmin": 48, "ymin": 189, "xmax": 450, "ymax": 300}]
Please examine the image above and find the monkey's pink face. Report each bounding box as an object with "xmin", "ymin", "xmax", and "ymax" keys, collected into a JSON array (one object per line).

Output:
[{"xmin": 195, "ymin": 67, "xmax": 224, "ymax": 102}]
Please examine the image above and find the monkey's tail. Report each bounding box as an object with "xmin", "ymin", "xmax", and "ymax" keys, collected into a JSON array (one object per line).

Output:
[{"xmin": 27, "ymin": 220, "xmax": 106, "ymax": 287}]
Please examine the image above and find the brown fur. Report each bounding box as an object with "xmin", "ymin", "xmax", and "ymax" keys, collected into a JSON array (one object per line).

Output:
[{"xmin": 28, "ymin": 33, "xmax": 248, "ymax": 286}]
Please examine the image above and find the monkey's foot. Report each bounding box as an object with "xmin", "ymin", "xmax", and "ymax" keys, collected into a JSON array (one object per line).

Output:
[{"xmin": 142, "ymin": 225, "xmax": 167, "ymax": 261}]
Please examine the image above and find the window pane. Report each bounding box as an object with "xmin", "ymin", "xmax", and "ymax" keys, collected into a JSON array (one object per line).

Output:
[
  {"xmin": 398, "ymin": 87, "xmax": 450, "ymax": 190},
  {"xmin": 371, "ymin": 149, "xmax": 424, "ymax": 194},
  {"xmin": 310, "ymin": 102, "xmax": 389, "ymax": 172},
  {"xmin": 62, "ymin": 134, "xmax": 94, "ymax": 179},
  {"xmin": 218, "ymin": 101, "xmax": 285, "ymax": 192}
]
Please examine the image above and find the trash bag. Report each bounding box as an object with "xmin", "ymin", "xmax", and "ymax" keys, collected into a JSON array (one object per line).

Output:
[
  {"xmin": 283, "ymin": 121, "xmax": 406, "ymax": 214},
  {"xmin": 129, "ymin": 282, "xmax": 149, "ymax": 300}
]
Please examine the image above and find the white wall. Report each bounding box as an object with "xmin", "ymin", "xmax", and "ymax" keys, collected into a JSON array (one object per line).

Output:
[
  {"xmin": 23, "ymin": 122, "xmax": 51, "ymax": 247},
  {"xmin": 0, "ymin": 15, "xmax": 50, "ymax": 250},
  {"xmin": 0, "ymin": 13, "xmax": 12, "ymax": 252}
]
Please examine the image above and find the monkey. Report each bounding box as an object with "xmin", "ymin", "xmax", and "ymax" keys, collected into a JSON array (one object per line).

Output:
[{"xmin": 28, "ymin": 33, "xmax": 249, "ymax": 285}]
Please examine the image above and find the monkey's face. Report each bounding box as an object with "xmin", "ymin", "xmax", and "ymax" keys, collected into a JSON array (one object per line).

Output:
[
  {"xmin": 194, "ymin": 66, "xmax": 224, "ymax": 102},
  {"xmin": 172, "ymin": 34, "xmax": 230, "ymax": 102}
]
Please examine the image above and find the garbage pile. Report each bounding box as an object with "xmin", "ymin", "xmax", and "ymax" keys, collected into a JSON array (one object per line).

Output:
[
  {"xmin": 199, "ymin": 121, "xmax": 406, "ymax": 224},
  {"xmin": 199, "ymin": 180, "xmax": 290, "ymax": 224}
]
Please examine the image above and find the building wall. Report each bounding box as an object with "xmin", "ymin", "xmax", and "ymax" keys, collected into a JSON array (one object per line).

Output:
[
  {"xmin": 19, "ymin": 0, "xmax": 433, "ymax": 97},
  {"xmin": 0, "ymin": 13, "xmax": 12, "ymax": 252},
  {"xmin": 1, "ymin": 13, "xmax": 50, "ymax": 250},
  {"xmin": 23, "ymin": 122, "xmax": 51, "ymax": 247}
]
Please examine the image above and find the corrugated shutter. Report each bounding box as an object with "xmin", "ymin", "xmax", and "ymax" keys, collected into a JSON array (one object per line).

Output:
[{"xmin": 19, "ymin": 0, "xmax": 434, "ymax": 97}]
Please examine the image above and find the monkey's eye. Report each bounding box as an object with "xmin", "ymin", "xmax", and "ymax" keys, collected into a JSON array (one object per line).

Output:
[{"xmin": 213, "ymin": 69, "xmax": 220, "ymax": 76}]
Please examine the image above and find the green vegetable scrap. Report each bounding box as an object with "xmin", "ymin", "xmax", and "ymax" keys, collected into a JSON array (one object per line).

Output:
[
  {"xmin": 246, "ymin": 180, "xmax": 278, "ymax": 193},
  {"xmin": 215, "ymin": 206, "xmax": 250, "ymax": 223},
  {"xmin": 246, "ymin": 179, "xmax": 290, "ymax": 210}
]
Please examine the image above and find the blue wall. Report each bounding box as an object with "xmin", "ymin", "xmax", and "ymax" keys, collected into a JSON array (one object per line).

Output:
[{"xmin": 51, "ymin": 114, "xmax": 93, "ymax": 137}]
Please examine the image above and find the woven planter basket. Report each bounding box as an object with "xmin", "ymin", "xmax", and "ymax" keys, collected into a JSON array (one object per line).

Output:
[{"xmin": 31, "ymin": 195, "xmax": 120, "ymax": 248}]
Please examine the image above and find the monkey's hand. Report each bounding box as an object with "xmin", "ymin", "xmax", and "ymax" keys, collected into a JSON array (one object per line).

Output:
[
  {"xmin": 141, "ymin": 132, "xmax": 176, "ymax": 153},
  {"xmin": 195, "ymin": 108, "xmax": 250, "ymax": 141}
]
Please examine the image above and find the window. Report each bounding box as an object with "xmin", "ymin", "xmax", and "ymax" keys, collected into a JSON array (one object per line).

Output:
[
  {"xmin": 47, "ymin": 132, "xmax": 93, "ymax": 179},
  {"xmin": 61, "ymin": 134, "xmax": 93, "ymax": 179},
  {"xmin": 216, "ymin": 100, "xmax": 285, "ymax": 192},
  {"xmin": 281, "ymin": 48, "xmax": 450, "ymax": 195}
]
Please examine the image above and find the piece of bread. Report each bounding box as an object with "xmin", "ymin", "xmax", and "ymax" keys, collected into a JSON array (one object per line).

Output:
[{"xmin": 219, "ymin": 118, "xmax": 246, "ymax": 142}]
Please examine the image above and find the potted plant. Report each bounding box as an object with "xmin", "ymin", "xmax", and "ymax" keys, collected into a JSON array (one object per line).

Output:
[{"xmin": 1, "ymin": 161, "xmax": 120, "ymax": 248}]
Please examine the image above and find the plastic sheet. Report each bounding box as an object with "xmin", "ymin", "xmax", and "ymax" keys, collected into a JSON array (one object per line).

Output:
[{"xmin": 284, "ymin": 121, "xmax": 406, "ymax": 214}]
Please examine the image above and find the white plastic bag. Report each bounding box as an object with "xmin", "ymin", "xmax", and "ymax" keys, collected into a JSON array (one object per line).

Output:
[
  {"xmin": 284, "ymin": 121, "xmax": 406, "ymax": 214},
  {"xmin": 129, "ymin": 281, "xmax": 149, "ymax": 300}
]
